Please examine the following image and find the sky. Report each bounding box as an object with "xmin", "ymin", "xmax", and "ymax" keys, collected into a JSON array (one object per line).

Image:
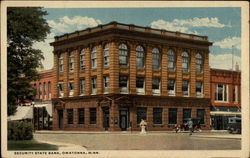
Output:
[{"xmin": 33, "ymin": 7, "xmax": 241, "ymax": 70}]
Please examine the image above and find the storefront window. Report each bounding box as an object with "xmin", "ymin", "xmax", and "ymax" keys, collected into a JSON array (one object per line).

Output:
[
  {"xmin": 90, "ymin": 108, "xmax": 96, "ymax": 124},
  {"xmin": 197, "ymin": 109, "xmax": 205, "ymax": 124},
  {"xmin": 67, "ymin": 109, "xmax": 73, "ymax": 124},
  {"xmin": 153, "ymin": 108, "xmax": 162, "ymax": 124},
  {"xmin": 137, "ymin": 108, "xmax": 147, "ymax": 124},
  {"xmin": 169, "ymin": 108, "xmax": 177, "ymax": 124},
  {"xmin": 183, "ymin": 109, "xmax": 191, "ymax": 123},
  {"xmin": 78, "ymin": 108, "xmax": 84, "ymax": 124}
]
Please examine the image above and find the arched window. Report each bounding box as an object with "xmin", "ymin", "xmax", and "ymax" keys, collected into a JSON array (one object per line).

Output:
[
  {"xmin": 69, "ymin": 51, "xmax": 74, "ymax": 73},
  {"xmin": 182, "ymin": 52, "xmax": 189, "ymax": 73},
  {"xmin": 167, "ymin": 50, "xmax": 175, "ymax": 72},
  {"xmin": 80, "ymin": 49, "xmax": 85, "ymax": 72},
  {"xmin": 136, "ymin": 45, "xmax": 144, "ymax": 69},
  {"xmin": 119, "ymin": 43, "xmax": 128, "ymax": 67},
  {"xmin": 91, "ymin": 46, "xmax": 97, "ymax": 69},
  {"xmin": 152, "ymin": 48, "xmax": 160, "ymax": 70},
  {"xmin": 103, "ymin": 44, "xmax": 109, "ymax": 67},
  {"xmin": 196, "ymin": 53, "xmax": 202, "ymax": 74},
  {"xmin": 58, "ymin": 53, "xmax": 63, "ymax": 73}
]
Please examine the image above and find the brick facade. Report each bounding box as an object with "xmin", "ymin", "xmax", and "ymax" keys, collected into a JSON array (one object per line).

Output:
[{"xmin": 50, "ymin": 22, "xmax": 212, "ymax": 131}]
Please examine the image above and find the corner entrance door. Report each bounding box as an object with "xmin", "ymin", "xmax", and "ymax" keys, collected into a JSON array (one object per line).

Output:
[
  {"xmin": 103, "ymin": 108, "xmax": 109, "ymax": 130},
  {"xmin": 120, "ymin": 108, "xmax": 129, "ymax": 131},
  {"xmin": 58, "ymin": 110, "xmax": 63, "ymax": 130}
]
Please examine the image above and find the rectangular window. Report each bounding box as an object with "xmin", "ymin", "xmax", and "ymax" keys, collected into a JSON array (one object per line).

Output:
[
  {"xmin": 91, "ymin": 77, "xmax": 97, "ymax": 94},
  {"xmin": 69, "ymin": 52, "xmax": 74, "ymax": 73},
  {"xmin": 196, "ymin": 82, "xmax": 203, "ymax": 97},
  {"xmin": 103, "ymin": 46, "xmax": 109, "ymax": 67},
  {"xmin": 183, "ymin": 109, "xmax": 191, "ymax": 123},
  {"xmin": 182, "ymin": 81, "xmax": 189, "ymax": 96},
  {"xmin": 33, "ymin": 84, "xmax": 37, "ymax": 97},
  {"xmin": 39, "ymin": 83, "xmax": 42, "ymax": 99},
  {"xmin": 137, "ymin": 108, "xmax": 147, "ymax": 124},
  {"xmin": 90, "ymin": 108, "xmax": 96, "ymax": 124},
  {"xmin": 80, "ymin": 49, "xmax": 85, "ymax": 72},
  {"xmin": 152, "ymin": 78, "xmax": 160, "ymax": 95},
  {"xmin": 79, "ymin": 79, "xmax": 85, "ymax": 95},
  {"xmin": 168, "ymin": 79, "xmax": 175, "ymax": 96},
  {"xmin": 58, "ymin": 83, "xmax": 64, "ymax": 97},
  {"xmin": 78, "ymin": 108, "xmax": 84, "ymax": 124},
  {"xmin": 103, "ymin": 76, "xmax": 109, "ymax": 93},
  {"xmin": 169, "ymin": 108, "xmax": 177, "ymax": 124},
  {"xmin": 48, "ymin": 82, "xmax": 51, "ymax": 99},
  {"xmin": 91, "ymin": 48, "xmax": 97, "ymax": 69},
  {"xmin": 59, "ymin": 54, "xmax": 63, "ymax": 73},
  {"xmin": 233, "ymin": 85, "xmax": 238, "ymax": 103},
  {"xmin": 215, "ymin": 84, "xmax": 228, "ymax": 102},
  {"xmin": 119, "ymin": 76, "xmax": 128, "ymax": 93},
  {"xmin": 136, "ymin": 77, "xmax": 145, "ymax": 94},
  {"xmin": 67, "ymin": 109, "xmax": 73, "ymax": 124},
  {"xmin": 43, "ymin": 82, "xmax": 46, "ymax": 99},
  {"xmin": 197, "ymin": 109, "xmax": 205, "ymax": 124},
  {"xmin": 69, "ymin": 82, "xmax": 74, "ymax": 96},
  {"xmin": 153, "ymin": 108, "xmax": 162, "ymax": 124}
]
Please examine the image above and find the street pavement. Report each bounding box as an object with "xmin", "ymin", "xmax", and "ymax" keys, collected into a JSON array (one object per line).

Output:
[{"xmin": 33, "ymin": 131, "xmax": 241, "ymax": 150}]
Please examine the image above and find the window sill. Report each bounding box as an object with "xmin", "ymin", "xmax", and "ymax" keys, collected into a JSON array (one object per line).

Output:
[
  {"xmin": 69, "ymin": 72, "xmax": 74, "ymax": 74},
  {"xmin": 103, "ymin": 66, "xmax": 109, "ymax": 69},
  {"xmin": 214, "ymin": 101, "xmax": 228, "ymax": 103},
  {"xmin": 79, "ymin": 70, "xmax": 85, "ymax": 73},
  {"xmin": 153, "ymin": 69, "xmax": 161, "ymax": 72}
]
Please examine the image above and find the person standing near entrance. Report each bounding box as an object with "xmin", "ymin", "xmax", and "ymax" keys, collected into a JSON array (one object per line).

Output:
[{"xmin": 187, "ymin": 119, "xmax": 193, "ymax": 136}]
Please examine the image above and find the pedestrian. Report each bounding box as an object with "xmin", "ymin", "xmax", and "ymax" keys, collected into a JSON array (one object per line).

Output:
[
  {"xmin": 187, "ymin": 119, "xmax": 193, "ymax": 136},
  {"xmin": 140, "ymin": 119, "xmax": 147, "ymax": 134}
]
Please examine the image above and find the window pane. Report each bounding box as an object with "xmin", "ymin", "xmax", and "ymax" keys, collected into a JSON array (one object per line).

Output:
[
  {"xmin": 90, "ymin": 108, "xmax": 96, "ymax": 124},
  {"xmin": 183, "ymin": 109, "xmax": 191, "ymax": 123},
  {"xmin": 67, "ymin": 109, "xmax": 73, "ymax": 124},
  {"xmin": 197, "ymin": 109, "xmax": 205, "ymax": 124},
  {"xmin": 169, "ymin": 108, "xmax": 177, "ymax": 124},
  {"xmin": 78, "ymin": 108, "xmax": 84, "ymax": 124},
  {"xmin": 119, "ymin": 76, "xmax": 128, "ymax": 88},
  {"xmin": 136, "ymin": 77, "xmax": 144, "ymax": 88},
  {"xmin": 137, "ymin": 108, "xmax": 147, "ymax": 124},
  {"xmin": 152, "ymin": 78, "xmax": 160, "ymax": 89},
  {"xmin": 153, "ymin": 108, "xmax": 162, "ymax": 124}
]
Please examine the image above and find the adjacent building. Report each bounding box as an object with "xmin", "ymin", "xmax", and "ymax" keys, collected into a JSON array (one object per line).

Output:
[
  {"xmin": 210, "ymin": 67, "xmax": 241, "ymax": 130},
  {"xmin": 50, "ymin": 22, "xmax": 213, "ymax": 131}
]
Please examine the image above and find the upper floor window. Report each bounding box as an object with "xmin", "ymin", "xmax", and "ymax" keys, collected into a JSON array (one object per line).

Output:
[
  {"xmin": 182, "ymin": 80, "xmax": 189, "ymax": 96},
  {"xmin": 196, "ymin": 82, "xmax": 203, "ymax": 97},
  {"xmin": 168, "ymin": 79, "xmax": 175, "ymax": 96},
  {"xmin": 196, "ymin": 53, "xmax": 203, "ymax": 74},
  {"xmin": 182, "ymin": 52, "xmax": 189, "ymax": 73},
  {"xmin": 119, "ymin": 44, "xmax": 128, "ymax": 67},
  {"xmin": 215, "ymin": 84, "xmax": 228, "ymax": 102},
  {"xmin": 91, "ymin": 47, "xmax": 97, "ymax": 69},
  {"xmin": 91, "ymin": 77, "xmax": 97, "ymax": 95},
  {"xmin": 58, "ymin": 53, "xmax": 63, "ymax": 73},
  {"xmin": 152, "ymin": 78, "xmax": 160, "ymax": 95},
  {"xmin": 152, "ymin": 48, "xmax": 160, "ymax": 70},
  {"xmin": 103, "ymin": 44, "xmax": 109, "ymax": 67},
  {"xmin": 168, "ymin": 50, "xmax": 175, "ymax": 72},
  {"xmin": 39, "ymin": 83, "xmax": 42, "ymax": 99},
  {"xmin": 43, "ymin": 82, "xmax": 46, "ymax": 99},
  {"xmin": 58, "ymin": 83, "xmax": 64, "ymax": 98},
  {"xmin": 69, "ymin": 82, "xmax": 74, "ymax": 97},
  {"xmin": 79, "ymin": 79, "xmax": 85, "ymax": 95},
  {"xmin": 136, "ymin": 46, "xmax": 145, "ymax": 69},
  {"xmin": 80, "ymin": 49, "xmax": 85, "ymax": 72},
  {"xmin": 103, "ymin": 76, "xmax": 109, "ymax": 93},
  {"xmin": 119, "ymin": 76, "xmax": 128, "ymax": 93},
  {"xmin": 69, "ymin": 51, "xmax": 74, "ymax": 73},
  {"xmin": 233, "ymin": 85, "xmax": 238, "ymax": 104},
  {"xmin": 48, "ymin": 82, "xmax": 51, "ymax": 99},
  {"xmin": 136, "ymin": 77, "xmax": 145, "ymax": 94}
]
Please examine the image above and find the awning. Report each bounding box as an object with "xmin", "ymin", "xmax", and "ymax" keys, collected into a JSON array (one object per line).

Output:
[
  {"xmin": 210, "ymin": 111, "xmax": 241, "ymax": 116},
  {"xmin": 8, "ymin": 106, "xmax": 33, "ymax": 121},
  {"xmin": 34, "ymin": 103, "xmax": 53, "ymax": 116}
]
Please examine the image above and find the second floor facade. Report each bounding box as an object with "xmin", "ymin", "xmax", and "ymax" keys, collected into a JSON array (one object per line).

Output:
[{"xmin": 51, "ymin": 22, "xmax": 212, "ymax": 99}]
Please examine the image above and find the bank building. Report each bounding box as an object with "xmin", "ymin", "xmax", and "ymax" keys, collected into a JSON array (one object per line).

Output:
[{"xmin": 50, "ymin": 21, "xmax": 213, "ymax": 131}]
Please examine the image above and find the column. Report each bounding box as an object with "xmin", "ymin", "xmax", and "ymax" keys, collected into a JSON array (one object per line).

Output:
[
  {"xmin": 176, "ymin": 48, "xmax": 183, "ymax": 97},
  {"xmin": 74, "ymin": 48, "xmax": 80, "ymax": 97},
  {"xmin": 161, "ymin": 46, "xmax": 168, "ymax": 96},
  {"xmin": 63, "ymin": 51, "xmax": 69, "ymax": 97},
  {"xmin": 85, "ymin": 47, "xmax": 91, "ymax": 95},
  {"xmin": 145, "ymin": 45, "xmax": 152, "ymax": 95},
  {"xmin": 97, "ymin": 44, "xmax": 103, "ymax": 95},
  {"xmin": 109, "ymin": 41, "xmax": 119, "ymax": 94},
  {"xmin": 190, "ymin": 50, "xmax": 196, "ymax": 97},
  {"xmin": 129, "ymin": 43, "xmax": 136, "ymax": 94},
  {"xmin": 203, "ymin": 50, "xmax": 210, "ymax": 98}
]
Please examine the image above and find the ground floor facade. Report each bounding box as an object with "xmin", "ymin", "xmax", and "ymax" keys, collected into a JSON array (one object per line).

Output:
[{"xmin": 52, "ymin": 94, "xmax": 211, "ymax": 131}]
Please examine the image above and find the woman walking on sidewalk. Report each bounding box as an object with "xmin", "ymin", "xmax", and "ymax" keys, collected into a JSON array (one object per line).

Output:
[{"xmin": 187, "ymin": 119, "xmax": 193, "ymax": 136}]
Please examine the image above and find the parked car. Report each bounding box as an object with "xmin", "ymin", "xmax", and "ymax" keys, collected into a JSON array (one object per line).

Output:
[{"xmin": 227, "ymin": 117, "xmax": 241, "ymax": 134}]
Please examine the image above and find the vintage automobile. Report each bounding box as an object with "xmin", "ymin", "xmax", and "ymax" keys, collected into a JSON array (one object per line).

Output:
[
  {"xmin": 227, "ymin": 117, "xmax": 241, "ymax": 134},
  {"xmin": 174, "ymin": 118, "xmax": 202, "ymax": 133}
]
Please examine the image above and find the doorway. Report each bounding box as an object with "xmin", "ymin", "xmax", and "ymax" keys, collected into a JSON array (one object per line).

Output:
[
  {"xmin": 120, "ymin": 108, "xmax": 129, "ymax": 131},
  {"xmin": 103, "ymin": 107, "xmax": 109, "ymax": 130},
  {"xmin": 58, "ymin": 110, "xmax": 63, "ymax": 129}
]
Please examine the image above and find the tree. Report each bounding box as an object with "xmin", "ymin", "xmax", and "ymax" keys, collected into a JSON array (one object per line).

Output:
[{"xmin": 7, "ymin": 7, "xmax": 50, "ymax": 115}]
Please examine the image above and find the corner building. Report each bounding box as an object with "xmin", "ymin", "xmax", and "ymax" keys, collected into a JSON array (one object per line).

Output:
[{"xmin": 51, "ymin": 22, "xmax": 212, "ymax": 131}]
